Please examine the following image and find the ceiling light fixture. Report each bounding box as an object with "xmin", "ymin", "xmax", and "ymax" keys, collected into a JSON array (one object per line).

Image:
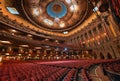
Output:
[
  {"xmin": 43, "ymin": 19, "xmax": 53, "ymax": 26},
  {"xmin": 18, "ymin": 54, "xmax": 22, "ymax": 56},
  {"xmin": 54, "ymin": 17, "xmax": 60, "ymax": 23},
  {"xmin": 19, "ymin": 45, "xmax": 29, "ymax": 47},
  {"xmin": 0, "ymin": 56, "xmax": 2, "ymax": 62},
  {"xmin": 5, "ymin": 53, "xmax": 10, "ymax": 55},
  {"xmin": 63, "ymin": 31, "xmax": 68, "ymax": 34},
  {"xmin": 11, "ymin": 29, "xmax": 17, "ymax": 32},
  {"xmin": 70, "ymin": 4, "xmax": 78, "ymax": 12},
  {"xmin": 93, "ymin": 6, "xmax": 99, "ymax": 12},
  {"xmin": 0, "ymin": 40, "xmax": 11, "ymax": 44},
  {"xmin": 32, "ymin": 7, "xmax": 40, "ymax": 16},
  {"xmin": 45, "ymin": 39, "xmax": 49, "ymax": 41},
  {"xmin": 45, "ymin": 46, "xmax": 50, "ymax": 48},
  {"xmin": 65, "ymin": 0, "xmax": 72, "ymax": 4},
  {"xmin": 6, "ymin": 7, "xmax": 19, "ymax": 14},
  {"xmin": 55, "ymin": 40, "xmax": 58, "ymax": 43},
  {"xmin": 34, "ymin": 47, "xmax": 42, "ymax": 49},
  {"xmin": 60, "ymin": 22, "xmax": 65, "ymax": 28},
  {"xmin": 27, "ymin": 34, "xmax": 32, "ymax": 37}
]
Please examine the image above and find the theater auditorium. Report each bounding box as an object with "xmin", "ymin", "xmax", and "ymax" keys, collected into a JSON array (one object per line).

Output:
[{"xmin": 0, "ymin": 0, "xmax": 120, "ymax": 81}]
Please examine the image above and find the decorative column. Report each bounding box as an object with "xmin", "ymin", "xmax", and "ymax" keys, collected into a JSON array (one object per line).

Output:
[
  {"xmin": 28, "ymin": 49, "xmax": 33, "ymax": 55},
  {"xmin": 19, "ymin": 47, "xmax": 24, "ymax": 54},
  {"xmin": 44, "ymin": 50, "xmax": 47, "ymax": 55},
  {"xmin": 108, "ymin": 13, "xmax": 119, "ymax": 36},
  {"xmin": 91, "ymin": 30, "xmax": 97, "ymax": 47},
  {"xmin": 7, "ymin": 47, "xmax": 12, "ymax": 55},
  {"xmin": 36, "ymin": 50, "xmax": 40, "ymax": 60},
  {"xmin": 75, "ymin": 37, "xmax": 80, "ymax": 48},
  {"xmin": 71, "ymin": 39, "xmax": 76, "ymax": 47}
]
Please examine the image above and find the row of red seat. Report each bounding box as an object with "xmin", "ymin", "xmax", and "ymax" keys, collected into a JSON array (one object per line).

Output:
[
  {"xmin": 36, "ymin": 59, "xmax": 117, "ymax": 68},
  {"xmin": 36, "ymin": 60, "xmax": 92, "ymax": 68},
  {"xmin": 81, "ymin": 69, "xmax": 89, "ymax": 81},
  {"xmin": 0, "ymin": 62, "xmax": 70, "ymax": 81},
  {"xmin": 0, "ymin": 59, "xmax": 119, "ymax": 81},
  {"xmin": 45, "ymin": 68, "xmax": 69, "ymax": 81},
  {"xmin": 85, "ymin": 59, "xmax": 120, "ymax": 81},
  {"xmin": 63, "ymin": 68, "xmax": 78, "ymax": 81},
  {"xmin": 103, "ymin": 60, "xmax": 120, "ymax": 73}
]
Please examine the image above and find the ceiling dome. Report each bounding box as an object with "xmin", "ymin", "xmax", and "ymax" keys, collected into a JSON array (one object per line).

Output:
[
  {"xmin": 47, "ymin": 1, "xmax": 67, "ymax": 18},
  {"xmin": 21, "ymin": 0, "xmax": 88, "ymax": 32}
]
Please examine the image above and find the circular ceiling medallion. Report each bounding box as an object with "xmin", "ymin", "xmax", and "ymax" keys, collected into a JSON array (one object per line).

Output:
[
  {"xmin": 21, "ymin": 0, "xmax": 88, "ymax": 32},
  {"xmin": 52, "ymin": 3, "xmax": 62, "ymax": 13},
  {"xmin": 47, "ymin": 2, "xmax": 67, "ymax": 18}
]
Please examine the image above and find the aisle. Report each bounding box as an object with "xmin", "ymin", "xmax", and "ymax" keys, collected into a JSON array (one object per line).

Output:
[
  {"xmin": 77, "ymin": 70, "xmax": 84, "ymax": 81},
  {"xmin": 89, "ymin": 65, "xmax": 110, "ymax": 81}
]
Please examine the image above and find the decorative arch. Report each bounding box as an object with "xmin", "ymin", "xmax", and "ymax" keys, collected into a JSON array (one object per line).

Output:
[
  {"xmin": 117, "ymin": 45, "xmax": 120, "ymax": 55},
  {"xmin": 93, "ymin": 52, "xmax": 97, "ymax": 59},
  {"xmin": 100, "ymin": 52, "xmax": 104, "ymax": 59},
  {"xmin": 107, "ymin": 53, "xmax": 112, "ymax": 59}
]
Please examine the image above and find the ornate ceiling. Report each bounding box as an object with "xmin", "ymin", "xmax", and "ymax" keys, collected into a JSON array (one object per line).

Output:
[
  {"xmin": 0, "ymin": 0, "xmax": 97, "ymax": 37},
  {"xmin": 0, "ymin": 0, "xmax": 108, "ymax": 50},
  {"xmin": 21, "ymin": 0, "xmax": 88, "ymax": 32}
]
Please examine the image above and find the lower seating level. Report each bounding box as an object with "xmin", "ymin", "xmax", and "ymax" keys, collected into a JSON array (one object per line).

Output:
[{"xmin": 0, "ymin": 59, "xmax": 120, "ymax": 81}]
